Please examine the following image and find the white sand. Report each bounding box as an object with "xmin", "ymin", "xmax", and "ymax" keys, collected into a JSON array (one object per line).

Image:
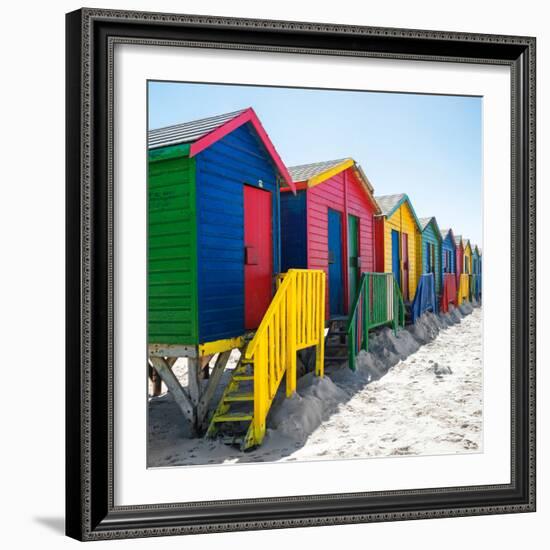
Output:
[
  {"xmin": 148, "ymin": 304, "xmax": 482, "ymax": 467},
  {"xmin": 285, "ymin": 307, "xmax": 482, "ymax": 460}
]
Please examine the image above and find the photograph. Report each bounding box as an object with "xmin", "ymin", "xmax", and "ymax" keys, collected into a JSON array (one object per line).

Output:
[{"xmin": 146, "ymin": 81, "xmax": 484, "ymax": 468}]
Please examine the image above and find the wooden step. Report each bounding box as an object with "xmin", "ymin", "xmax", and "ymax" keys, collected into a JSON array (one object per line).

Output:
[
  {"xmin": 233, "ymin": 374, "xmax": 254, "ymax": 381},
  {"xmin": 324, "ymin": 355, "xmax": 348, "ymax": 363},
  {"xmin": 224, "ymin": 392, "xmax": 254, "ymax": 402},
  {"xmin": 234, "ymin": 364, "xmax": 254, "ymax": 374},
  {"xmin": 220, "ymin": 435, "xmax": 244, "ymax": 446},
  {"xmin": 330, "ymin": 314, "xmax": 349, "ymax": 322},
  {"xmin": 325, "ymin": 343, "xmax": 348, "ymax": 349},
  {"xmin": 213, "ymin": 412, "xmax": 253, "ymax": 422}
]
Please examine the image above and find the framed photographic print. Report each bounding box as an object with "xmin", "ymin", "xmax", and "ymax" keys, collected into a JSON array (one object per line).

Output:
[{"xmin": 65, "ymin": 8, "xmax": 536, "ymax": 541}]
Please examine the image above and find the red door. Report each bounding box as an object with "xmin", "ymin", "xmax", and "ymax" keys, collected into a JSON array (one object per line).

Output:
[
  {"xmin": 401, "ymin": 233, "xmax": 409, "ymax": 301},
  {"xmin": 244, "ymin": 186, "xmax": 273, "ymax": 329}
]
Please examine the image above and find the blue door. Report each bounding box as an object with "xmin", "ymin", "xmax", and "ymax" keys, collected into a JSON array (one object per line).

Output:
[
  {"xmin": 328, "ymin": 209, "xmax": 344, "ymax": 316},
  {"xmin": 391, "ymin": 230, "xmax": 401, "ymax": 288}
]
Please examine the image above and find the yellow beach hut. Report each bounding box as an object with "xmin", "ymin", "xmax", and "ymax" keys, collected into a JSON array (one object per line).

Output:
[
  {"xmin": 374, "ymin": 193, "xmax": 423, "ymax": 302},
  {"xmin": 456, "ymin": 236, "xmax": 473, "ymax": 304},
  {"xmin": 463, "ymin": 239, "xmax": 474, "ymax": 301},
  {"xmin": 463, "ymin": 239, "xmax": 473, "ymax": 275}
]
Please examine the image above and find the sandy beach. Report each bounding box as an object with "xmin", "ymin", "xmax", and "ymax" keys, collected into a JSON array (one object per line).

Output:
[{"xmin": 148, "ymin": 304, "xmax": 482, "ymax": 467}]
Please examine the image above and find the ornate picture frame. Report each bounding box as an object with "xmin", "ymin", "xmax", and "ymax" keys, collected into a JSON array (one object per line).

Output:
[{"xmin": 66, "ymin": 8, "xmax": 536, "ymax": 541}]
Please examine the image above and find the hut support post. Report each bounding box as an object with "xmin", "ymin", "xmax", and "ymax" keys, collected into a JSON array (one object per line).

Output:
[
  {"xmin": 149, "ymin": 344, "xmax": 237, "ymax": 436},
  {"xmin": 187, "ymin": 357, "xmax": 202, "ymax": 409},
  {"xmin": 197, "ymin": 350, "xmax": 232, "ymax": 432},
  {"xmin": 148, "ymin": 361, "xmax": 163, "ymax": 396},
  {"xmin": 149, "ymin": 357, "xmax": 196, "ymax": 432}
]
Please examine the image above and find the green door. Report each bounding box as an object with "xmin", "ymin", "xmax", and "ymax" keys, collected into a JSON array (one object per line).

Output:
[{"xmin": 347, "ymin": 214, "xmax": 360, "ymax": 311}]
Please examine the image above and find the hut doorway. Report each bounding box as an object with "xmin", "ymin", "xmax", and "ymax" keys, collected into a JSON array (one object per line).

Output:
[
  {"xmin": 426, "ymin": 242, "xmax": 435, "ymax": 273},
  {"xmin": 347, "ymin": 214, "xmax": 360, "ymax": 308},
  {"xmin": 328, "ymin": 208, "xmax": 345, "ymax": 317},
  {"xmin": 391, "ymin": 229, "xmax": 401, "ymax": 290},
  {"xmin": 244, "ymin": 185, "xmax": 273, "ymax": 329},
  {"xmin": 401, "ymin": 233, "xmax": 410, "ymax": 301}
]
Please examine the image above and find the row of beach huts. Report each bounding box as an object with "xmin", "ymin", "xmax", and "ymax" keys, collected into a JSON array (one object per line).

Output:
[{"xmin": 147, "ymin": 107, "xmax": 482, "ymax": 449}]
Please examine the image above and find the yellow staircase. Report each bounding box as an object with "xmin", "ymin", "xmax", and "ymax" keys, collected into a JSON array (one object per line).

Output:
[{"xmin": 206, "ymin": 269, "xmax": 326, "ymax": 450}]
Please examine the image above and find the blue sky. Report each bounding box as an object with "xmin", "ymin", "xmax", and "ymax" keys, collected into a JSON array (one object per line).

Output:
[{"xmin": 148, "ymin": 81, "xmax": 482, "ymax": 246}]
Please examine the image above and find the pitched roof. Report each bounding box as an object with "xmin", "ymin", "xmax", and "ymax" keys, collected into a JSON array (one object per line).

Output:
[
  {"xmin": 419, "ymin": 216, "xmax": 443, "ymax": 240},
  {"xmin": 289, "ymin": 158, "xmax": 351, "ymax": 183},
  {"xmin": 454, "ymin": 235, "xmax": 463, "ymax": 247},
  {"xmin": 148, "ymin": 107, "xmax": 294, "ymax": 191},
  {"xmin": 288, "ymin": 158, "xmax": 379, "ymax": 213},
  {"xmin": 419, "ymin": 217, "xmax": 433, "ymax": 231},
  {"xmin": 375, "ymin": 193, "xmax": 422, "ymax": 232},
  {"xmin": 375, "ymin": 193, "xmax": 405, "ymax": 217},
  {"xmin": 148, "ymin": 109, "xmax": 246, "ymax": 149},
  {"xmin": 440, "ymin": 228, "xmax": 457, "ymax": 247}
]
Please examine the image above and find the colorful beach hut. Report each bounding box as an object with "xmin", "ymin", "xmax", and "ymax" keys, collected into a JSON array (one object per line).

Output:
[
  {"xmin": 463, "ymin": 239, "xmax": 473, "ymax": 275},
  {"xmin": 472, "ymin": 244, "xmax": 482, "ymax": 300},
  {"xmin": 440, "ymin": 228, "xmax": 456, "ymax": 276},
  {"xmin": 472, "ymin": 244, "xmax": 481, "ymax": 276},
  {"xmin": 374, "ymin": 194, "xmax": 423, "ymax": 302},
  {"xmin": 280, "ymin": 158, "xmax": 380, "ymax": 318},
  {"xmin": 440, "ymin": 228, "xmax": 457, "ymax": 312},
  {"xmin": 455, "ymin": 235, "xmax": 469, "ymax": 304},
  {"xmin": 147, "ymin": 107, "xmax": 295, "ymax": 347},
  {"xmin": 147, "ymin": 108, "xmax": 328, "ymax": 446},
  {"xmin": 419, "ymin": 217, "xmax": 443, "ymax": 295},
  {"xmin": 455, "ymin": 234, "xmax": 464, "ymax": 286}
]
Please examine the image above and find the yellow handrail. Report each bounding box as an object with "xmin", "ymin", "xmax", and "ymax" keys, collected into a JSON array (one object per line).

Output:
[{"xmin": 244, "ymin": 269, "xmax": 326, "ymax": 446}]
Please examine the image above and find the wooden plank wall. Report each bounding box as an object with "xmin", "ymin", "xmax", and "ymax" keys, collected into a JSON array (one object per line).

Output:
[
  {"xmin": 195, "ymin": 124, "xmax": 279, "ymax": 342},
  {"xmin": 306, "ymin": 168, "xmax": 376, "ymax": 317},
  {"xmin": 421, "ymin": 221, "xmax": 442, "ymax": 294},
  {"xmin": 382, "ymin": 203, "xmax": 422, "ymax": 301},
  {"xmin": 148, "ymin": 148, "xmax": 198, "ymax": 345}
]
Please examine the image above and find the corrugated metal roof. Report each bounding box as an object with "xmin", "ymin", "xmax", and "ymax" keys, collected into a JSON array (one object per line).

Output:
[
  {"xmin": 148, "ymin": 109, "xmax": 247, "ymax": 149},
  {"xmin": 419, "ymin": 217, "xmax": 433, "ymax": 231},
  {"xmin": 419, "ymin": 216, "xmax": 442, "ymax": 240},
  {"xmin": 288, "ymin": 158, "xmax": 351, "ymax": 183},
  {"xmin": 375, "ymin": 194, "xmax": 405, "ymax": 217}
]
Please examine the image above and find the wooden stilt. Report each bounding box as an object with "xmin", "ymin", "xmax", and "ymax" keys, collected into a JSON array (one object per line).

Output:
[
  {"xmin": 148, "ymin": 361, "xmax": 163, "ymax": 397},
  {"xmin": 197, "ymin": 350, "xmax": 232, "ymax": 432},
  {"xmin": 149, "ymin": 357, "xmax": 196, "ymax": 431},
  {"xmin": 199, "ymin": 354, "xmax": 212, "ymax": 380},
  {"xmin": 187, "ymin": 357, "xmax": 201, "ymax": 408}
]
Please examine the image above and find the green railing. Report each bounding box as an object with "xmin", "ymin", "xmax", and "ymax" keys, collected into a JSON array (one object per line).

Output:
[{"xmin": 346, "ymin": 273, "xmax": 405, "ymax": 371}]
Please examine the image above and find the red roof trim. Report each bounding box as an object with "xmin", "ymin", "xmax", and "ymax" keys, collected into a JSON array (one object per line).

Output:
[{"xmin": 188, "ymin": 107, "xmax": 295, "ymax": 193}]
